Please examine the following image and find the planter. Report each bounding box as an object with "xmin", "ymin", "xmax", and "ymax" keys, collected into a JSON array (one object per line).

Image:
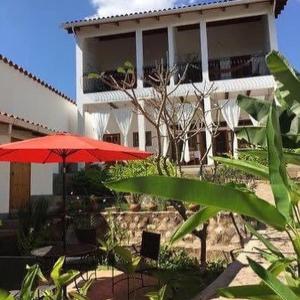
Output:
[
  {"xmin": 75, "ymin": 228, "xmax": 97, "ymax": 245},
  {"xmin": 188, "ymin": 204, "xmax": 200, "ymax": 212},
  {"xmin": 129, "ymin": 203, "xmax": 141, "ymax": 212},
  {"xmin": 147, "ymin": 204, "xmax": 158, "ymax": 211}
]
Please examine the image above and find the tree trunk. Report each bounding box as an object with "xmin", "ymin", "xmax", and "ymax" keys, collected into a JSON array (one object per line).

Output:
[{"xmin": 200, "ymin": 222, "xmax": 209, "ymax": 266}]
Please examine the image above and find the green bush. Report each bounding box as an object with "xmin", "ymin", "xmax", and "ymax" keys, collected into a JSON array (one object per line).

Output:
[
  {"xmin": 71, "ymin": 166, "xmax": 111, "ymax": 196},
  {"xmin": 158, "ymin": 246, "xmax": 199, "ymax": 271},
  {"xmin": 108, "ymin": 157, "xmax": 176, "ymax": 182}
]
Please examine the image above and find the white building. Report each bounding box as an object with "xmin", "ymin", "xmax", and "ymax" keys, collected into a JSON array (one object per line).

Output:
[
  {"xmin": 0, "ymin": 54, "xmax": 78, "ymax": 215},
  {"xmin": 64, "ymin": 0, "xmax": 287, "ymax": 166}
]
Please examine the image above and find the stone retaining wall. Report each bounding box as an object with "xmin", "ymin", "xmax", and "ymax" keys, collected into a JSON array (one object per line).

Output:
[{"xmin": 101, "ymin": 210, "xmax": 248, "ymax": 259}]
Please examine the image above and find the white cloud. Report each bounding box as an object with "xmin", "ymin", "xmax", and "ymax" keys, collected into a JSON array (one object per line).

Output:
[{"xmin": 90, "ymin": 0, "xmax": 187, "ymax": 18}]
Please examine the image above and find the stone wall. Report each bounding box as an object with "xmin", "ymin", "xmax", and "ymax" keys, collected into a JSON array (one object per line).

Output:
[{"xmin": 101, "ymin": 210, "xmax": 248, "ymax": 260}]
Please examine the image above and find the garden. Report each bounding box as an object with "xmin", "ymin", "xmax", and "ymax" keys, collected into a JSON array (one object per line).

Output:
[{"xmin": 1, "ymin": 50, "xmax": 300, "ymax": 300}]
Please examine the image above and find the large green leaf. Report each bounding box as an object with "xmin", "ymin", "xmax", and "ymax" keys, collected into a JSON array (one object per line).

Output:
[
  {"xmin": 213, "ymin": 156, "xmax": 269, "ymax": 179},
  {"xmin": 19, "ymin": 264, "xmax": 41, "ymax": 300},
  {"xmin": 236, "ymin": 126, "xmax": 267, "ymax": 147},
  {"xmin": 106, "ymin": 176, "xmax": 287, "ymax": 230},
  {"xmin": 245, "ymin": 223, "xmax": 283, "ymax": 258},
  {"xmin": 267, "ymin": 101, "xmax": 292, "ymax": 219},
  {"xmin": 248, "ymin": 258, "xmax": 298, "ymax": 300},
  {"xmin": 267, "ymin": 51, "xmax": 300, "ymax": 107},
  {"xmin": 169, "ymin": 207, "xmax": 220, "ymax": 245},
  {"xmin": 0, "ymin": 290, "xmax": 15, "ymax": 300},
  {"xmin": 219, "ymin": 284, "xmax": 300, "ymax": 299},
  {"xmin": 237, "ymin": 95, "xmax": 270, "ymax": 124}
]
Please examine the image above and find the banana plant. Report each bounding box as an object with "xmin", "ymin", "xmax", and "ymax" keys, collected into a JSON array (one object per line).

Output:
[
  {"xmin": 106, "ymin": 100, "xmax": 300, "ymax": 298},
  {"xmin": 236, "ymin": 51, "xmax": 300, "ymax": 149},
  {"xmin": 0, "ymin": 258, "xmax": 92, "ymax": 300}
]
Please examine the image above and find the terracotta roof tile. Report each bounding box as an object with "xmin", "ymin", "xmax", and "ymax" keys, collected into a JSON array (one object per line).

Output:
[
  {"xmin": 0, "ymin": 54, "xmax": 76, "ymax": 106},
  {"xmin": 63, "ymin": 0, "xmax": 287, "ymax": 30},
  {"xmin": 0, "ymin": 111, "xmax": 58, "ymax": 133}
]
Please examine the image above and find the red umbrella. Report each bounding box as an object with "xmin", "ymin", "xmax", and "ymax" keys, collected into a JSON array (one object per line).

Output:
[{"xmin": 0, "ymin": 133, "xmax": 151, "ymax": 249}]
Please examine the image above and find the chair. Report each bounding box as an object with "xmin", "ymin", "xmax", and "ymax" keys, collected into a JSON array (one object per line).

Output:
[{"xmin": 112, "ymin": 231, "xmax": 161, "ymax": 299}]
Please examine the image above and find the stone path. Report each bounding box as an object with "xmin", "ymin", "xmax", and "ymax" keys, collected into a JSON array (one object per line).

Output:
[{"xmin": 196, "ymin": 227, "xmax": 293, "ymax": 300}]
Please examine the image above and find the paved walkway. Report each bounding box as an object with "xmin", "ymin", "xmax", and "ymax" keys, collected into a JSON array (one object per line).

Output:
[{"xmin": 196, "ymin": 227, "xmax": 293, "ymax": 300}]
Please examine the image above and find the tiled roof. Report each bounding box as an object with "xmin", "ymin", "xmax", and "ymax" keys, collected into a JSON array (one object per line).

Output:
[
  {"xmin": 0, "ymin": 54, "xmax": 76, "ymax": 105},
  {"xmin": 0, "ymin": 111, "xmax": 57, "ymax": 134},
  {"xmin": 63, "ymin": 0, "xmax": 287, "ymax": 30}
]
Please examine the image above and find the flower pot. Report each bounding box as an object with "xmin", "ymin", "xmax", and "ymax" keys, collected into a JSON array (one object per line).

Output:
[
  {"xmin": 129, "ymin": 203, "xmax": 141, "ymax": 212},
  {"xmin": 188, "ymin": 204, "xmax": 200, "ymax": 212},
  {"xmin": 75, "ymin": 228, "xmax": 97, "ymax": 245}
]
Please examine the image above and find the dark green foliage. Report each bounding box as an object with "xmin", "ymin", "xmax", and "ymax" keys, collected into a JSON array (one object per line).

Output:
[
  {"xmin": 17, "ymin": 199, "xmax": 51, "ymax": 255},
  {"xmin": 158, "ymin": 246, "xmax": 199, "ymax": 271},
  {"xmin": 71, "ymin": 167, "xmax": 111, "ymax": 196}
]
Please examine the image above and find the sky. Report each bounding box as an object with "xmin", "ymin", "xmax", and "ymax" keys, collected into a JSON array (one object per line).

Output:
[{"xmin": 0, "ymin": 0, "xmax": 299, "ymax": 100}]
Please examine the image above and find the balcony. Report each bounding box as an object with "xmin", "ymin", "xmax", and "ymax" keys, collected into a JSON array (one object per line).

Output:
[
  {"xmin": 83, "ymin": 70, "xmax": 137, "ymax": 93},
  {"xmin": 208, "ymin": 54, "xmax": 269, "ymax": 81}
]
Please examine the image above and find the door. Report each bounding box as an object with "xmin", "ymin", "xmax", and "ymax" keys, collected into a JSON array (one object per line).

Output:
[{"xmin": 9, "ymin": 139, "xmax": 31, "ymax": 212}]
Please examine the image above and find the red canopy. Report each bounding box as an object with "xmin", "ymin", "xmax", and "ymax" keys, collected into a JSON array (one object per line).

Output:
[{"xmin": 0, "ymin": 133, "xmax": 151, "ymax": 163}]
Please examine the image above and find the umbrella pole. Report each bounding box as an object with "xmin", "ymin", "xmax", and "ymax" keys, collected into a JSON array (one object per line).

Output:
[{"xmin": 62, "ymin": 157, "xmax": 67, "ymax": 252}]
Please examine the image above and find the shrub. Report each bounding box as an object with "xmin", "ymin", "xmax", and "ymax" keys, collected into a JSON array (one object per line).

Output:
[
  {"xmin": 158, "ymin": 246, "xmax": 199, "ymax": 271},
  {"xmin": 71, "ymin": 166, "xmax": 111, "ymax": 196}
]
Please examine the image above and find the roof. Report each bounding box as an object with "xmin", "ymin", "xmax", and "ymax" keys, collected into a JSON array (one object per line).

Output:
[
  {"xmin": 63, "ymin": 0, "xmax": 287, "ymax": 31},
  {"xmin": 0, "ymin": 111, "xmax": 57, "ymax": 134},
  {"xmin": 0, "ymin": 54, "xmax": 76, "ymax": 105}
]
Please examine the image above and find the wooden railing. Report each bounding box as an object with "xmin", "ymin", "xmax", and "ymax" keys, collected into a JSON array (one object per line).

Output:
[{"xmin": 209, "ymin": 54, "xmax": 269, "ymax": 81}]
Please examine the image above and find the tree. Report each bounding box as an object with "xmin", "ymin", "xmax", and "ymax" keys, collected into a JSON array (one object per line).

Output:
[{"xmin": 90, "ymin": 61, "xmax": 237, "ymax": 265}]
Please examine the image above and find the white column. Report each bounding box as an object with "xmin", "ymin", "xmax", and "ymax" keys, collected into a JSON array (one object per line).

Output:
[
  {"xmin": 204, "ymin": 96, "xmax": 214, "ymax": 165},
  {"xmin": 75, "ymin": 37, "xmax": 84, "ymax": 102},
  {"xmin": 200, "ymin": 20, "xmax": 209, "ymax": 82},
  {"xmin": 136, "ymin": 29, "xmax": 144, "ymax": 89},
  {"xmin": 267, "ymin": 12, "xmax": 278, "ymax": 51},
  {"xmin": 137, "ymin": 100, "xmax": 146, "ymax": 151},
  {"xmin": 168, "ymin": 26, "xmax": 176, "ymax": 86}
]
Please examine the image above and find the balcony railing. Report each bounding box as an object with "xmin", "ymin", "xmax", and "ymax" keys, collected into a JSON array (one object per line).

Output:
[
  {"xmin": 209, "ymin": 54, "xmax": 269, "ymax": 81},
  {"xmin": 83, "ymin": 70, "xmax": 136, "ymax": 94},
  {"xmin": 174, "ymin": 61, "xmax": 202, "ymax": 84}
]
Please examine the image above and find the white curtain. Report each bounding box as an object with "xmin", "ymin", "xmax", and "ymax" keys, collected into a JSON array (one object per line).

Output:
[
  {"xmin": 252, "ymin": 55, "xmax": 268, "ymax": 75},
  {"xmin": 93, "ymin": 112, "xmax": 110, "ymax": 140},
  {"xmin": 220, "ymin": 58, "xmax": 231, "ymax": 79},
  {"xmin": 220, "ymin": 99, "xmax": 240, "ymax": 158},
  {"xmin": 113, "ymin": 108, "xmax": 133, "ymax": 146},
  {"xmin": 159, "ymin": 123, "xmax": 169, "ymax": 157},
  {"xmin": 177, "ymin": 103, "xmax": 194, "ymax": 163}
]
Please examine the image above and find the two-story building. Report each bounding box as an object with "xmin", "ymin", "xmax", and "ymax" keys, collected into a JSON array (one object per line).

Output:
[{"xmin": 64, "ymin": 0, "xmax": 287, "ymax": 165}]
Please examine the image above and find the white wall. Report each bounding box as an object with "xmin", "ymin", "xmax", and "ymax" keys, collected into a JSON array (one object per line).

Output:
[
  {"xmin": 0, "ymin": 61, "xmax": 78, "ymax": 214},
  {"xmin": 207, "ymin": 16, "xmax": 269, "ymax": 59},
  {"xmin": 0, "ymin": 133, "xmax": 11, "ymax": 214},
  {"xmin": 0, "ymin": 62, "xmax": 78, "ymax": 133}
]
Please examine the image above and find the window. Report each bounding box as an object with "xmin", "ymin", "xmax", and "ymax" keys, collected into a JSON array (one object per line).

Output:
[
  {"xmin": 132, "ymin": 131, "xmax": 153, "ymax": 147},
  {"xmin": 103, "ymin": 133, "xmax": 121, "ymax": 145},
  {"xmin": 133, "ymin": 132, "xmax": 139, "ymax": 147}
]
